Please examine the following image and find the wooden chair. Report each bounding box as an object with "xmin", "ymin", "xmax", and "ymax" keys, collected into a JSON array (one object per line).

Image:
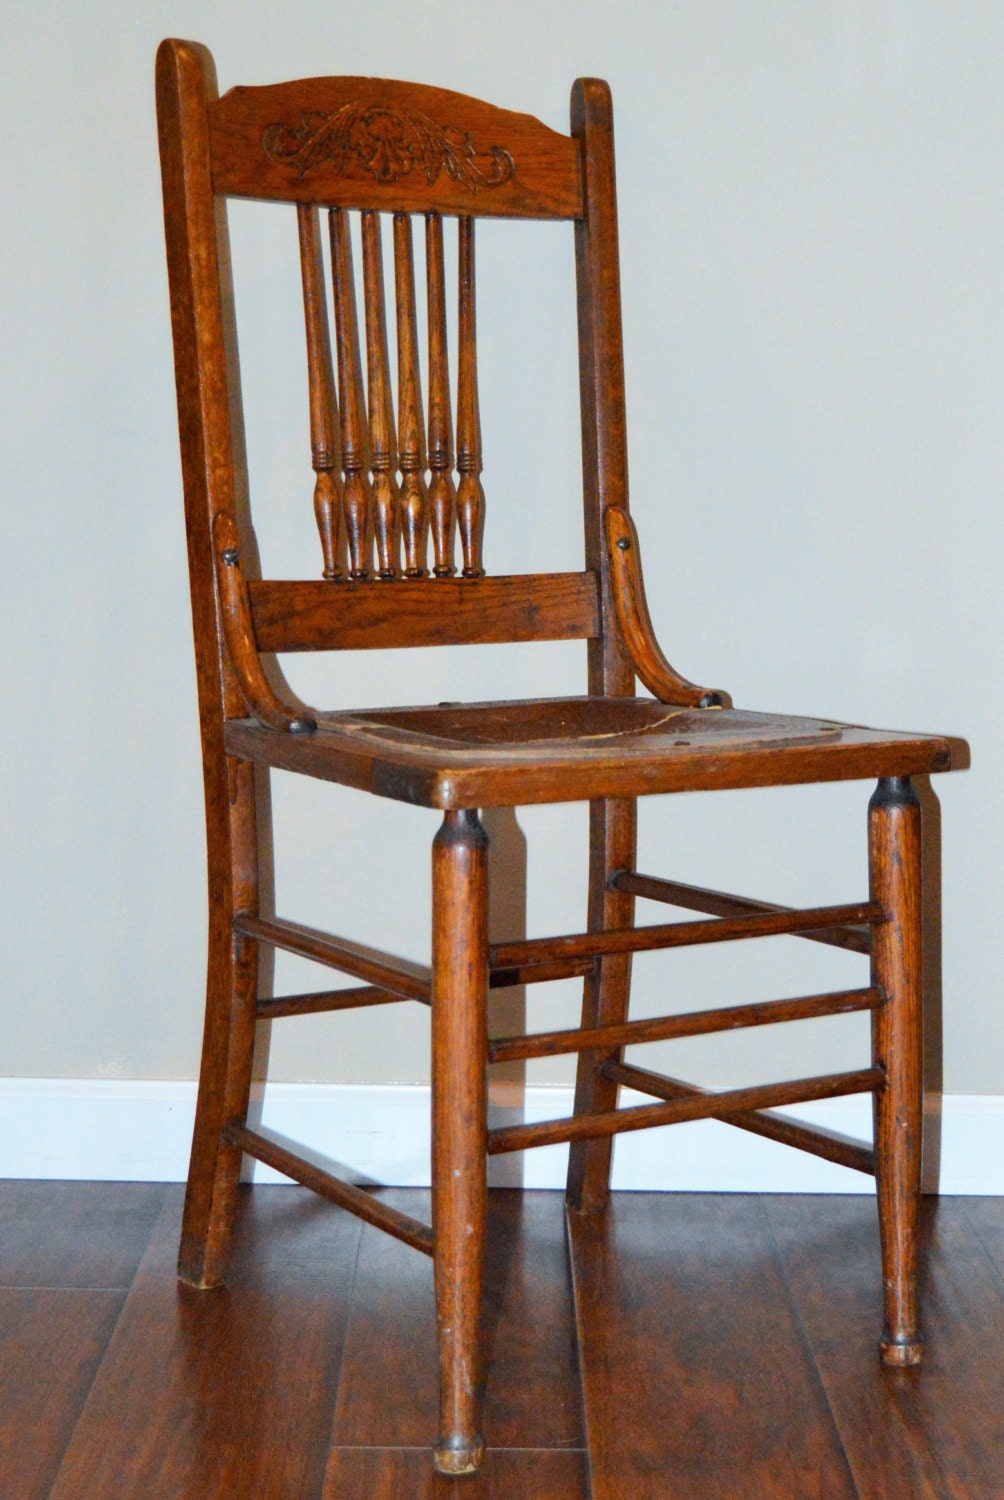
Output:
[{"xmin": 156, "ymin": 39, "xmax": 969, "ymax": 1476}]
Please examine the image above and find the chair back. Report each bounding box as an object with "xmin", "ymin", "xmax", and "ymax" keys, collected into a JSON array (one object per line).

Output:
[{"xmin": 156, "ymin": 41, "xmax": 635, "ymax": 737}]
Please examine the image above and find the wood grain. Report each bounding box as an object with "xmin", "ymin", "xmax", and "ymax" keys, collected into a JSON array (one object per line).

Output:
[
  {"xmin": 488, "ymin": 985, "xmax": 880, "ymax": 1063},
  {"xmin": 869, "ymin": 777, "xmax": 925, "ymax": 1363},
  {"xmin": 296, "ymin": 202, "xmax": 342, "ymax": 579},
  {"xmin": 568, "ymin": 1193, "xmax": 857, "ymax": 1499},
  {"xmin": 248, "ymin": 572, "xmax": 599, "ymax": 651},
  {"xmin": 489, "ymin": 1067, "xmax": 882, "ymax": 1155},
  {"xmin": 0, "ymin": 1289, "xmax": 124, "ymax": 1500},
  {"xmin": 456, "ymin": 216, "xmax": 486, "ymax": 577},
  {"xmin": 430, "ymin": 811, "xmax": 490, "ymax": 1474},
  {"xmin": 330, "ymin": 1189, "xmax": 583, "ymax": 1451},
  {"xmin": 426, "ymin": 212, "xmax": 457, "ymax": 578},
  {"xmin": 768, "ymin": 1195, "xmax": 1004, "ymax": 1499},
  {"xmin": 0, "ymin": 1180, "xmax": 167, "ymax": 1289},
  {"xmin": 393, "ymin": 211, "xmax": 429, "ymax": 577},
  {"xmin": 489, "ymin": 899, "xmax": 883, "ymax": 968},
  {"xmin": 612, "ymin": 869, "xmax": 873, "ymax": 955},
  {"xmin": 209, "ymin": 77, "xmax": 584, "ymax": 218},
  {"xmin": 49, "ymin": 1187, "xmax": 362, "ymax": 1500},
  {"xmin": 322, "ymin": 1447, "xmax": 589, "ymax": 1499}
]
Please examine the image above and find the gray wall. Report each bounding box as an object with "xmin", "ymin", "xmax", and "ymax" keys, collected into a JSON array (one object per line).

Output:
[{"xmin": 3, "ymin": 2, "xmax": 998, "ymax": 1093}]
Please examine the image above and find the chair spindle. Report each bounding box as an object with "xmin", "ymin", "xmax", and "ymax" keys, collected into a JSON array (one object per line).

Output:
[
  {"xmin": 296, "ymin": 204, "xmax": 343, "ymax": 580},
  {"xmin": 329, "ymin": 208, "xmax": 372, "ymax": 579},
  {"xmin": 426, "ymin": 212, "xmax": 457, "ymax": 577},
  {"xmin": 361, "ymin": 212, "xmax": 399, "ymax": 579},
  {"xmin": 394, "ymin": 213, "xmax": 428, "ymax": 577},
  {"xmin": 456, "ymin": 217, "xmax": 486, "ymax": 578}
]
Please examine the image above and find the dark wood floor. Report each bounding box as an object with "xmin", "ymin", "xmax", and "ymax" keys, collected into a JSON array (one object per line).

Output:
[{"xmin": 2, "ymin": 1182, "xmax": 1003, "ymax": 1498}]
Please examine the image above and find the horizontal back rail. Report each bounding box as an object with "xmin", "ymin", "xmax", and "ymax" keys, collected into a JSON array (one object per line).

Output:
[
  {"xmin": 249, "ymin": 572, "xmax": 599, "ymax": 651},
  {"xmin": 209, "ymin": 77, "xmax": 584, "ymax": 218}
]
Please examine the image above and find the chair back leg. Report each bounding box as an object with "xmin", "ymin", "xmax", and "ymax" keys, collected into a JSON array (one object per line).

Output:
[
  {"xmin": 431, "ymin": 809, "xmax": 490, "ymax": 1474},
  {"xmin": 869, "ymin": 776, "xmax": 925, "ymax": 1365},
  {"xmin": 178, "ymin": 755, "xmax": 262, "ymax": 1288},
  {"xmin": 566, "ymin": 796, "xmax": 637, "ymax": 1213}
]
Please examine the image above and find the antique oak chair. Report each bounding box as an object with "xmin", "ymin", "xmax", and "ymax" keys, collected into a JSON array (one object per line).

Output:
[{"xmin": 156, "ymin": 39, "xmax": 968, "ymax": 1476}]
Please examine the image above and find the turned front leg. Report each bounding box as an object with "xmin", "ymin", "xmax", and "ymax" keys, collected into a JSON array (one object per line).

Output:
[
  {"xmin": 869, "ymin": 776, "xmax": 924, "ymax": 1365},
  {"xmin": 431, "ymin": 809, "xmax": 489, "ymax": 1474}
]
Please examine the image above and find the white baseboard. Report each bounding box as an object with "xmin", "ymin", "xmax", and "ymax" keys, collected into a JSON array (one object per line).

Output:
[{"xmin": 0, "ymin": 1079, "xmax": 1001, "ymax": 1193}]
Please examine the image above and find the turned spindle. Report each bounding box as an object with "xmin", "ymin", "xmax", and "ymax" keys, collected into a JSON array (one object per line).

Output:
[
  {"xmin": 296, "ymin": 204, "xmax": 342, "ymax": 580},
  {"xmin": 426, "ymin": 212, "xmax": 457, "ymax": 578},
  {"xmin": 456, "ymin": 217, "xmax": 485, "ymax": 578},
  {"xmin": 394, "ymin": 213, "xmax": 428, "ymax": 577},
  {"xmin": 361, "ymin": 212, "xmax": 399, "ymax": 579},
  {"xmin": 329, "ymin": 208, "xmax": 372, "ymax": 579}
]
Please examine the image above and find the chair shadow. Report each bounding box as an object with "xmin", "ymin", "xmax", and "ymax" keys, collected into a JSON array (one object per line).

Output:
[
  {"xmin": 915, "ymin": 776, "xmax": 943, "ymax": 1195},
  {"xmin": 483, "ymin": 807, "xmax": 528, "ymax": 1190}
]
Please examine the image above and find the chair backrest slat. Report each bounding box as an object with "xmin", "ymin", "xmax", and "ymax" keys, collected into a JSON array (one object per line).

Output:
[
  {"xmin": 329, "ymin": 207, "xmax": 372, "ymax": 579},
  {"xmin": 426, "ymin": 212, "xmax": 457, "ymax": 578},
  {"xmin": 361, "ymin": 210, "xmax": 399, "ymax": 578},
  {"xmin": 393, "ymin": 212, "xmax": 429, "ymax": 578},
  {"xmin": 456, "ymin": 216, "xmax": 485, "ymax": 579},
  {"xmin": 296, "ymin": 203, "xmax": 343, "ymax": 580}
]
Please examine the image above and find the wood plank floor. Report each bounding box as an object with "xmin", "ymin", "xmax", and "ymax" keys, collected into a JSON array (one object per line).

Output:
[{"xmin": 2, "ymin": 1183, "xmax": 1001, "ymax": 1498}]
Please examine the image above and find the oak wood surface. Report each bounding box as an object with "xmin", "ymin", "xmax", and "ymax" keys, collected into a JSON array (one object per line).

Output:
[
  {"xmin": 430, "ymin": 810, "xmax": 490, "ymax": 1473},
  {"xmin": 321, "ymin": 1448, "xmax": 590, "ymax": 1499},
  {"xmin": 329, "ymin": 1190, "xmax": 583, "ymax": 1451},
  {"xmin": 248, "ymin": 572, "xmax": 600, "ymax": 652},
  {"xmin": 606, "ymin": 1059, "xmax": 876, "ymax": 1176},
  {"xmin": 487, "ymin": 985, "xmax": 880, "ymax": 1064},
  {"xmin": 209, "ymin": 77, "xmax": 584, "ymax": 218},
  {"xmin": 48, "ymin": 1187, "xmax": 362, "ymax": 1500},
  {"xmin": 0, "ymin": 1290, "xmax": 125, "ymax": 1500},
  {"xmin": 613, "ymin": 870, "xmax": 873, "ymax": 955},
  {"xmin": 869, "ymin": 777, "xmax": 925, "ymax": 1364},
  {"xmin": 221, "ymin": 1124, "xmax": 434, "ymax": 1253},
  {"xmin": 767, "ymin": 1195, "xmax": 1004, "ymax": 1500},
  {"xmin": 223, "ymin": 701, "xmax": 965, "ymax": 809},
  {"xmin": 568, "ymin": 1192, "xmax": 859, "ymax": 1500},
  {"xmin": 7, "ymin": 1185, "xmax": 1004, "ymax": 1495},
  {"xmin": 489, "ymin": 1067, "xmax": 883, "ymax": 1155},
  {"xmin": 0, "ymin": 1180, "xmax": 167, "ymax": 1288},
  {"xmin": 488, "ymin": 899, "xmax": 883, "ymax": 967},
  {"xmin": 156, "ymin": 38, "xmax": 971, "ymax": 1475}
]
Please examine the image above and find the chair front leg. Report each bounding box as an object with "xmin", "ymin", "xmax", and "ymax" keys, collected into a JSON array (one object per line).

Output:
[
  {"xmin": 178, "ymin": 754, "xmax": 261, "ymax": 1288},
  {"xmin": 869, "ymin": 776, "xmax": 925, "ymax": 1365},
  {"xmin": 431, "ymin": 809, "xmax": 490, "ymax": 1475}
]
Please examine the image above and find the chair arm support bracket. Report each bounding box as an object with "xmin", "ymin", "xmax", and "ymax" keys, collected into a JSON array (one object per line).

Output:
[
  {"xmin": 212, "ymin": 510, "xmax": 317, "ymax": 734},
  {"xmin": 604, "ymin": 504, "xmax": 732, "ymax": 709}
]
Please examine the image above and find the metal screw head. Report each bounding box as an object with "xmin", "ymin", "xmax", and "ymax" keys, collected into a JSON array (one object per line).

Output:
[
  {"xmin": 616, "ymin": 536, "xmax": 631, "ymax": 551},
  {"xmin": 222, "ymin": 546, "xmax": 240, "ymax": 566}
]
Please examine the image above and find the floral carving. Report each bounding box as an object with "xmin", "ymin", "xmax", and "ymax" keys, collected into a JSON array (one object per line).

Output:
[{"xmin": 261, "ymin": 103, "xmax": 515, "ymax": 192}]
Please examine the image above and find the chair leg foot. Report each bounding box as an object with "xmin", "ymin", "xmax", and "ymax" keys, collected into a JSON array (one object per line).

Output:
[
  {"xmin": 879, "ymin": 1331, "xmax": 925, "ymax": 1367},
  {"xmin": 433, "ymin": 1434, "xmax": 485, "ymax": 1476}
]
